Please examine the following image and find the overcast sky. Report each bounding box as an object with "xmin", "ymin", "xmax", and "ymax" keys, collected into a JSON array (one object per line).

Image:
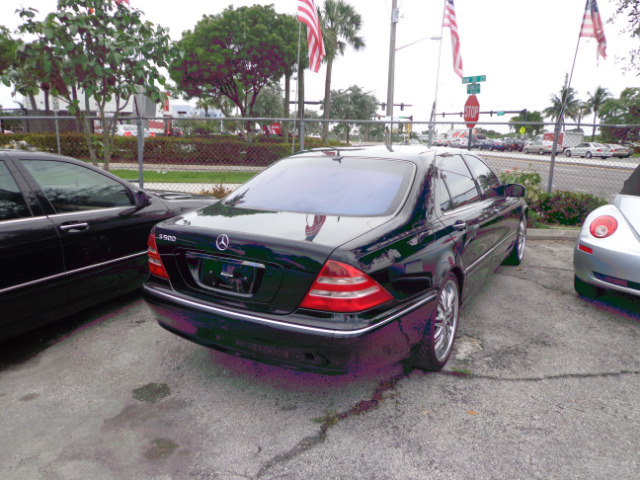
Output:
[{"xmin": 0, "ymin": 0, "xmax": 635, "ymax": 123}]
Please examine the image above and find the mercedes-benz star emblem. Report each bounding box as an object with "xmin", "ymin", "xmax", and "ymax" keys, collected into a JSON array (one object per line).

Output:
[{"xmin": 216, "ymin": 234, "xmax": 230, "ymax": 251}]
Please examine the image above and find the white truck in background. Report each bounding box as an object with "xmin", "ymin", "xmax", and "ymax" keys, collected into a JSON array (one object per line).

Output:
[{"xmin": 542, "ymin": 131, "xmax": 584, "ymax": 150}]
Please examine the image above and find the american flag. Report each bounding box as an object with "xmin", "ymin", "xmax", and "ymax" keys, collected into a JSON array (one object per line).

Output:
[
  {"xmin": 579, "ymin": 0, "xmax": 607, "ymax": 60},
  {"xmin": 443, "ymin": 0, "xmax": 463, "ymax": 78},
  {"xmin": 298, "ymin": 0, "xmax": 326, "ymax": 73},
  {"xmin": 115, "ymin": 0, "xmax": 130, "ymax": 4}
]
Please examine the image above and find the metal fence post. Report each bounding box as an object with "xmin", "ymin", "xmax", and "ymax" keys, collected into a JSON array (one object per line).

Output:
[{"xmin": 136, "ymin": 115, "xmax": 144, "ymax": 189}]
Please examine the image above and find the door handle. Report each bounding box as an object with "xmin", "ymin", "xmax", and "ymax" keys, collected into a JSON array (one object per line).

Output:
[
  {"xmin": 60, "ymin": 222, "xmax": 89, "ymax": 232},
  {"xmin": 453, "ymin": 221, "xmax": 467, "ymax": 231}
]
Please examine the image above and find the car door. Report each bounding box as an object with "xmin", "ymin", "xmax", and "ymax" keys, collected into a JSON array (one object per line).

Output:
[
  {"xmin": 0, "ymin": 156, "xmax": 66, "ymax": 338},
  {"xmin": 16, "ymin": 157, "xmax": 172, "ymax": 313},
  {"xmin": 434, "ymin": 153, "xmax": 496, "ymax": 298},
  {"xmin": 463, "ymin": 154, "xmax": 519, "ymax": 262}
]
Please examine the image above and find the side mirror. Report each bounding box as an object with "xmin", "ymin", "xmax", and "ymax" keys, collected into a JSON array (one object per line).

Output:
[
  {"xmin": 502, "ymin": 183, "xmax": 526, "ymax": 198},
  {"xmin": 134, "ymin": 190, "xmax": 151, "ymax": 208}
]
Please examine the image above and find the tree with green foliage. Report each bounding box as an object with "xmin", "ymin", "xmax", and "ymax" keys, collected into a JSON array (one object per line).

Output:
[
  {"xmin": 319, "ymin": 0, "xmax": 365, "ymax": 142},
  {"xmin": 585, "ymin": 86, "xmax": 612, "ymax": 141},
  {"xmin": 0, "ymin": 26, "xmax": 19, "ymax": 77},
  {"xmin": 544, "ymin": 86, "xmax": 580, "ymax": 123},
  {"xmin": 598, "ymin": 87, "xmax": 640, "ymax": 144},
  {"xmin": 170, "ymin": 5, "xmax": 296, "ymax": 135},
  {"xmin": 2, "ymin": 0, "xmax": 174, "ymax": 170},
  {"xmin": 254, "ymin": 82, "xmax": 284, "ymax": 132},
  {"xmin": 611, "ymin": 1, "xmax": 640, "ymax": 75},
  {"xmin": 508, "ymin": 110, "xmax": 544, "ymax": 136},
  {"xmin": 274, "ymin": 13, "xmax": 306, "ymax": 140},
  {"xmin": 326, "ymin": 85, "xmax": 377, "ymax": 143}
]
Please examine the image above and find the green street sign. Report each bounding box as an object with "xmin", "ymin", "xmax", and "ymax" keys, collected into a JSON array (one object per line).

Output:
[
  {"xmin": 462, "ymin": 75, "xmax": 486, "ymax": 84},
  {"xmin": 497, "ymin": 111, "xmax": 505, "ymax": 116},
  {"xmin": 467, "ymin": 83, "xmax": 481, "ymax": 94}
]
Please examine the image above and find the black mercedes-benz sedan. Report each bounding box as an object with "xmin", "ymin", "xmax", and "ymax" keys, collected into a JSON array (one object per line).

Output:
[
  {"xmin": 143, "ymin": 145, "xmax": 527, "ymax": 373},
  {"xmin": 0, "ymin": 149, "xmax": 216, "ymax": 341}
]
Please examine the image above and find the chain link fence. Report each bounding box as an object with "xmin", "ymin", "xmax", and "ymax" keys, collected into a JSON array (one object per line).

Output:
[{"xmin": 1, "ymin": 113, "xmax": 638, "ymax": 202}]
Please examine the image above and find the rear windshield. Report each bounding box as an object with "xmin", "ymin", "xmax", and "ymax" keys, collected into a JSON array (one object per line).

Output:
[{"xmin": 223, "ymin": 156, "xmax": 415, "ymax": 216}]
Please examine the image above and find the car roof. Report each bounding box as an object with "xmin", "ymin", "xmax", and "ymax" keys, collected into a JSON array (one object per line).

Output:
[{"xmin": 290, "ymin": 144, "xmax": 475, "ymax": 168}]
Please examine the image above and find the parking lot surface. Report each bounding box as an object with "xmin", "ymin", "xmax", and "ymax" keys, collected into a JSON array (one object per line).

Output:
[{"xmin": 1, "ymin": 238, "xmax": 639, "ymax": 480}]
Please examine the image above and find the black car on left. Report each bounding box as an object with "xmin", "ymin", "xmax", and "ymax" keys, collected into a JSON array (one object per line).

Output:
[{"xmin": 0, "ymin": 149, "xmax": 216, "ymax": 340}]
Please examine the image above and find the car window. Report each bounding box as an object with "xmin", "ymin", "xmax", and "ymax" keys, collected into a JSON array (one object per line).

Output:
[
  {"xmin": 20, "ymin": 160, "xmax": 133, "ymax": 213},
  {"xmin": 0, "ymin": 160, "xmax": 31, "ymax": 221},
  {"xmin": 438, "ymin": 155, "xmax": 480, "ymax": 209},
  {"xmin": 463, "ymin": 154, "xmax": 500, "ymax": 195},
  {"xmin": 434, "ymin": 174, "xmax": 453, "ymax": 213},
  {"xmin": 223, "ymin": 156, "xmax": 415, "ymax": 217}
]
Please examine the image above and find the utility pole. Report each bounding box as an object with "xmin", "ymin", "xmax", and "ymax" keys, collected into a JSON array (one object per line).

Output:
[{"xmin": 385, "ymin": 0, "xmax": 399, "ymax": 147}]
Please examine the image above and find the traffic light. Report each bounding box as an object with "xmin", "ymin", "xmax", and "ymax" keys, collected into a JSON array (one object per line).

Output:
[
  {"xmin": 400, "ymin": 103, "xmax": 404, "ymax": 111},
  {"xmin": 381, "ymin": 102, "xmax": 386, "ymax": 110}
]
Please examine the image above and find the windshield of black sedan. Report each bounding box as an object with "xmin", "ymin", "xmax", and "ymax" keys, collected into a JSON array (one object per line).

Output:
[{"xmin": 224, "ymin": 156, "xmax": 415, "ymax": 216}]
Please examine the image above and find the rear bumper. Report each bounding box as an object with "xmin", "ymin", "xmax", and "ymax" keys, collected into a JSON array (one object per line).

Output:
[{"xmin": 143, "ymin": 284, "xmax": 437, "ymax": 374}]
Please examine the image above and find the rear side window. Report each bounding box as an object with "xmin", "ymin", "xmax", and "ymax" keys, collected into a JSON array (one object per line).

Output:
[
  {"xmin": 463, "ymin": 154, "xmax": 500, "ymax": 196},
  {"xmin": 223, "ymin": 156, "xmax": 415, "ymax": 216},
  {"xmin": 438, "ymin": 155, "xmax": 480, "ymax": 209},
  {"xmin": 21, "ymin": 160, "xmax": 133, "ymax": 213},
  {"xmin": 0, "ymin": 160, "xmax": 31, "ymax": 220}
]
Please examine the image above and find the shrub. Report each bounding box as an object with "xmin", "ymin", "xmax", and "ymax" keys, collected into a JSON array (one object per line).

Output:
[
  {"xmin": 498, "ymin": 167, "xmax": 544, "ymax": 204},
  {"xmin": 531, "ymin": 191, "xmax": 607, "ymax": 226},
  {"xmin": 499, "ymin": 166, "xmax": 607, "ymax": 227}
]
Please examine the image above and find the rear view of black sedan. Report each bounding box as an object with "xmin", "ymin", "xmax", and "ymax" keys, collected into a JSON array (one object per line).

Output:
[
  {"xmin": 0, "ymin": 149, "xmax": 216, "ymax": 341},
  {"xmin": 143, "ymin": 146, "xmax": 527, "ymax": 373}
]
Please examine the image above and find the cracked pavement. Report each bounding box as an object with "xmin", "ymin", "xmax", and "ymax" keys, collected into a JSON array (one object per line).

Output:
[{"xmin": 1, "ymin": 239, "xmax": 639, "ymax": 479}]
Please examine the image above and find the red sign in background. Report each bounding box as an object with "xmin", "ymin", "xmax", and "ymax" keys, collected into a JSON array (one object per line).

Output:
[{"xmin": 464, "ymin": 95, "xmax": 480, "ymax": 128}]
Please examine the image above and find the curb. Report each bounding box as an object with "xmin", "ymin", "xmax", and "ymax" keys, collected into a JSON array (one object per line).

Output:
[{"xmin": 527, "ymin": 228, "xmax": 580, "ymax": 241}]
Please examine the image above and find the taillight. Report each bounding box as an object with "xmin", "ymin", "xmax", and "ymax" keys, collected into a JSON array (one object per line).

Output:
[
  {"xmin": 300, "ymin": 260, "xmax": 393, "ymax": 313},
  {"xmin": 589, "ymin": 215, "xmax": 618, "ymax": 238},
  {"xmin": 147, "ymin": 233, "xmax": 169, "ymax": 279}
]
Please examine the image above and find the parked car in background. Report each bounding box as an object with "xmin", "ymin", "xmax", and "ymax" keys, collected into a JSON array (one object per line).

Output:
[
  {"xmin": 606, "ymin": 144, "xmax": 633, "ymax": 158},
  {"xmin": 523, "ymin": 139, "xmax": 561, "ymax": 155},
  {"xmin": 143, "ymin": 145, "xmax": 528, "ymax": 374},
  {"xmin": 503, "ymin": 137, "xmax": 525, "ymax": 152},
  {"xmin": 0, "ymin": 150, "xmax": 217, "ymax": 341},
  {"xmin": 485, "ymin": 139, "xmax": 507, "ymax": 151},
  {"xmin": 564, "ymin": 142, "xmax": 612, "ymax": 159},
  {"xmin": 477, "ymin": 138, "xmax": 494, "ymax": 150},
  {"xmin": 574, "ymin": 164, "xmax": 640, "ymax": 298}
]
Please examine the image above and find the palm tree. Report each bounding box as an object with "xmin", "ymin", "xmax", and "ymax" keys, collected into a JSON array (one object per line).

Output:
[
  {"xmin": 576, "ymin": 101, "xmax": 591, "ymax": 131},
  {"xmin": 319, "ymin": 0, "xmax": 365, "ymax": 142},
  {"xmin": 544, "ymin": 86, "xmax": 580, "ymax": 125},
  {"xmin": 586, "ymin": 86, "xmax": 612, "ymax": 141}
]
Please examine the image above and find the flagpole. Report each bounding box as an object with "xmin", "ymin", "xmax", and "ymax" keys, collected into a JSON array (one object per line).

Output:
[
  {"xmin": 293, "ymin": 22, "xmax": 302, "ymax": 154},
  {"xmin": 428, "ymin": 0, "xmax": 447, "ymax": 147},
  {"xmin": 547, "ymin": 6, "xmax": 586, "ymax": 192}
]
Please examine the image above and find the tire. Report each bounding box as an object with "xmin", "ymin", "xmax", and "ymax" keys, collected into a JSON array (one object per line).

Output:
[
  {"xmin": 586, "ymin": 151, "xmax": 592, "ymax": 158},
  {"xmin": 574, "ymin": 275, "xmax": 603, "ymax": 298},
  {"xmin": 411, "ymin": 273, "xmax": 460, "ymax": 371},
  {"xmin": 539, "ymin": 149, "xmax": 544, "ymax": 155},
  {"xmin": 503, "ymin": 216, "xmax": 527, "ymax": 265},
  {"xmin": 565, "ymin": 150, "xmax": 572, "ymax": 157}
]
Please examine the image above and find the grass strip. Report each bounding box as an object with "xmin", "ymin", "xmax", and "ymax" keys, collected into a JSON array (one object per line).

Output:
[{"xmin": 110, "ymin": 169, "xmax": 256, "ymax": 184}]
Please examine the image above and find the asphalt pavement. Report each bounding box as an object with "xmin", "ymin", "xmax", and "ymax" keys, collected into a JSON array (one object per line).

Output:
[{"xmin": 1, "ymin": 233, "xmax": 638, "ymax": 480}]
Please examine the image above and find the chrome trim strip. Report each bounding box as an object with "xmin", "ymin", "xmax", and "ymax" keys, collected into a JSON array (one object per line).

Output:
[
  {"xmin": 0, "ymin": 251, "xmax": 146, "ymax": 295},
  {"xmin": 144, "ymin": 285, "xmax": 438, "ymax": 339}
]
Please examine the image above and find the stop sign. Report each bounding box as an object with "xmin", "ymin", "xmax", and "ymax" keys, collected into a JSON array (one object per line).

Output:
[{"xmin": 464, "ymin": 94, "xmax": 480, "ymax": 128}]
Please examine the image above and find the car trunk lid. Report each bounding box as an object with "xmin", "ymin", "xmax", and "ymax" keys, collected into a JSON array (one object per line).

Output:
[{"xmin": 152, "ymin": 203, "xmax": 392, "ymax": 314}]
